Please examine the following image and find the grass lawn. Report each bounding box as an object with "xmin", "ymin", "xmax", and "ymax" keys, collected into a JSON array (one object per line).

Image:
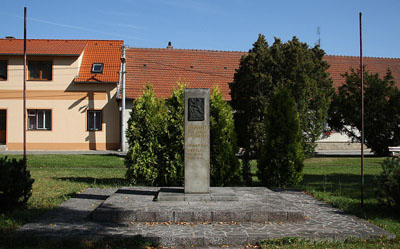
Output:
[
  {"xmin": 0, "ymin": 154, "xmax": 399, "ymax": 249},
  {"xmin": 301, "ymin": 157, "xmax": 400, "ymax": 239},
  {"xmin": 0, "ymin": 154, "xmax": 127, "ymax": 234}
]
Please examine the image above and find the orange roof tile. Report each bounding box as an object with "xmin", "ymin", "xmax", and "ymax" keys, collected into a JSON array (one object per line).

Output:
[
  {"xmin": 0, "ymin": 38, "xmax": 87, "ymax": 55},
  {"xmin": 74, "ymin": 40, "xmax": 123, "ymax": 83},
  {"xmin": 125, "ymin": 48, "xmax": 246, "ymax": 100},
  {"xmin": 125, "ymin": 48, "xmax": 400, "ymax": 100},
  {"xmin": 325, "ymin": 55, "xmax": 400, "ymax": 89}
]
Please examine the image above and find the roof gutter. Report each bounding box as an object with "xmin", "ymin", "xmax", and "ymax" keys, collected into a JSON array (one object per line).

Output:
[
  {"xmin": 0, "ymin": 53, "xmax": 81, "ymax": 56},
  {"xmin": 116, "ymin": 56, "xmax": 123, "ymax": 101}
]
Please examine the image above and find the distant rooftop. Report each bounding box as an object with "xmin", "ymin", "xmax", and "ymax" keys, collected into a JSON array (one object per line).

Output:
[{"xmin": 125, "ymin": 47, "xmax": 400, "ymax": 100}]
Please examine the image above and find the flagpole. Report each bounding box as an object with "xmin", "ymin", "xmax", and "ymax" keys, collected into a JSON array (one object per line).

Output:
[
  {"xmin": 359, "ymin": 12, "xmax": 364, "ymax": 207},
  {"xmin": 23, "ymin": 7, "xmax": 27, "ymax": 159}
]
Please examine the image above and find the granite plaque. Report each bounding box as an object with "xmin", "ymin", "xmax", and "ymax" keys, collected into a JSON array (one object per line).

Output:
[{"xmin": 184, "ymin": 89, "xmax": 210, "ymax": 194}]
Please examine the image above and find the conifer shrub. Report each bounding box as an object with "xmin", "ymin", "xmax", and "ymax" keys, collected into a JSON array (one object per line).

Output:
[
  {"xmin": 125, "ymin": 83, "xmax": 241, "ymax": 186},
  {"xmin": 0, "ymin": 157, "xmax": 34, "ymax": 212},
  {"xmin": 376, "ymin": 157, "xmax": 400, "ymax": 208},
  {"xmin": 125, "ymin": 85, "xmax": 168, "ymax": 186},
  {"xmin": 210, "ymin": 88, "xmax": 241, "ymax": 186},
  {"xmin": 257, "ymin": 87, "xmax": 304, "ymax": 187},
  {"xmin": 163, "ymin": 84, "xmax": 185, "ymax": 185}
]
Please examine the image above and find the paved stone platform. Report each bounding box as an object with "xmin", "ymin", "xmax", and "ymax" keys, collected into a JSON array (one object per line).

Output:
[
  {"xmin": 16, "ymin": 187, "xmax": 395, "ymax": 247},
  {"xmin": 157, "ymin": 187, "xmax": 239, "ymax": 201},
  {"xmin": 91, "ymin": 187, "xmax": 303, "ymax": 223}
]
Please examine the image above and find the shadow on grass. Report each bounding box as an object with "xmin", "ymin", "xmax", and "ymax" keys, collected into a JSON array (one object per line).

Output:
[
  {"xmin": 0, "ymin": 235, "xmax": 152, "ymax": 249},
  {"xmin": 56, "ymin": 177, "xmax": 129, "ymax": 186},
  {"xmin": 97, "ymin": 153, "xmax": 126, "ymax": 159},
  {"xmin": 299, "ymin": 173, "xmax": 400, "ymax": 225},
  {"xmin": 0, "ymin": 207, "xmax": 51, "ymax": 235},
  {"xmin": 301, "ymin": 173, "xmax": 377, "ymax": 194}
]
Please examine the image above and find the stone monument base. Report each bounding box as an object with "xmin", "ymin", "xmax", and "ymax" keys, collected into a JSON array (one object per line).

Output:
[
  {"xmin": 16, "ymin": 187, "xmax": 395, "ymax": 247},
  {"xmin": 90, "ymin": 187, "xmax": 304, "ymax": 224},
  {"xmin": 157, "ymin": 187, "xmax": 238, "ymax": 201}
]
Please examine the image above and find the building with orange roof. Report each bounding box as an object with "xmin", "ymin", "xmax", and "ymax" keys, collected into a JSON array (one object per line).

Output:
[
  {"xmin": 0, "ymin": 38, "xmax": 123, "ymax": 151},
  {"xmin": 124, "ymin": 44, "xmax": 400, "ymax": 151},
  {"xmin": 1, "ymin": 38, "xmax": 400, "ymax": 152},
  {"xmin": 125, "ymin": 47, "xmax": 400, "ymax": 101}
]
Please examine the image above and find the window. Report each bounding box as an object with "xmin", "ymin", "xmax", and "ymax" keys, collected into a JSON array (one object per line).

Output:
[
  {"xmin": 28, "ymin": 110, "xmax": 51, "ymax": 130},
  {"xmin": 91, "ymin": 63, "xmax": 103, "ymax": 74},
  {"xmin": 87, "ymin": 110, "xmax": 102, "ymax": 131},
  {"xmin": 0, "ymin": 61, "xmax": 7, "ymax": 80},
  {"xmin": 28, "ymin": 61, "xmax": 52, "ymax": 80}
]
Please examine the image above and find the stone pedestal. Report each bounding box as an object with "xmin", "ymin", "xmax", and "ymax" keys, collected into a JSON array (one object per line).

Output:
[{"xmin": 184, "ymin": 89, "xmax": 210, "ymax": 194}]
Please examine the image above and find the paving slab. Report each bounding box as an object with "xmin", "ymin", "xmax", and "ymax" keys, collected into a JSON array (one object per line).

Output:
[
  {"xmin": 158, "ymin": 187, "xmax": 238, "ymax": 201},
  {"xmin": 92, "ymin": 187, "xmax": 302, "ymax": 223},
  {"xmin": 16, "ymin": 187, "xmax": 395, "ymax": 247}
]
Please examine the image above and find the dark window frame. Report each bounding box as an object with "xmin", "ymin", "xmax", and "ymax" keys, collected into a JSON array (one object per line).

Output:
[
  {"xmin": 91, "ymin": 63, "xmax": 104, "ymax": 74},
  {"xmin": 28, "ymin": 61, "xmax": 53, "ymax": 81},
  {"xmin": 87, "ymin": 110, "xmax": 102, "ymax": 131},
  {"xmin": 0, "ymin": 60, "xmax": 7, "ymax": 81},
  {"xmin": 28, "ymin": 109, "xmax": 52, "ymax": 130}
]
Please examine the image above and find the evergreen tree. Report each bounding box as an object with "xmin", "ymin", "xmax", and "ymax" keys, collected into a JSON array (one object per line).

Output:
[
  {"xmin": 163, "ymin": 83, "xmax": 186, "ymax": 185},
  {"xmin": 257, "ymin": 87, "xmax": 304, "ymax": 187},
  {"xmin": 328, "ymin": 68, "xmax": 400, "ymax": 156},
  {"xmin": 126, "ymin": 83, "xmax": 241, "ymax": 186},
  {"xmin": 210, "ymin": 88, "xmax": 241, "ymax": 186},
  {"xmin": 230, "ymin": 34, "xmax": 333, "ymax": 164},
  {"xmin": 125, "ymin": 84, "xmax": 168, "ymax": 186}
]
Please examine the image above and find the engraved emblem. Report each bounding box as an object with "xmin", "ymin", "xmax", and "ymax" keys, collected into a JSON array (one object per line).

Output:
[{"xmin": 188, "ymin": 98, "xmax": 205, "ymax": 121}]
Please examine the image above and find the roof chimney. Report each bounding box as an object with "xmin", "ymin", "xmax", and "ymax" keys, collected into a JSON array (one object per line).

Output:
[{"xmin": 167, "ymin": 41, "xmax": 173, "ymax": 49}]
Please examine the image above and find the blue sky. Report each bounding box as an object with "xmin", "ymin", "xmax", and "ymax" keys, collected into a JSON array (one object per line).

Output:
[{"xmin": 2, "ymin": 0, "xmax": 400, "ymax": 58}]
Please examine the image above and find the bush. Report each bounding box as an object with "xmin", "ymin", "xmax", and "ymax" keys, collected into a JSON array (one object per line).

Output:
[
  {"xmin": 125, "ymin": 83, "xmax": 241, "ymax": 186},
  {"xmin": 163, "ymin": 84, "xmax": 185, "ymax": 185},
  {"xmin": 257, "ymin": 87, "xmax": 304, "ymax": 187},
  {"xmin": 125, "ymin": 85, "xmax": 168, "ymax": 186},
  {"xmin": 210, "ymin": 88, "xmax": 241, "ymax": 186},
  {"xmin": 376, "ymin": 157, "xmax": 400, "ymax": 208},
  {"xmin": 0, "ymin": 157, "xmax": 34, "ymax": 212}
]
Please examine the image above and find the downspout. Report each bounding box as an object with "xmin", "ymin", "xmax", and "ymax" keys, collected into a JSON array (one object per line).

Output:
[
  {"xmin": 121, "ymin": 45, "xmax": 126, "ymax": 152},
  {"xmin": 116, "ymin": 59, "xmax": 122, "ymax": 101}
]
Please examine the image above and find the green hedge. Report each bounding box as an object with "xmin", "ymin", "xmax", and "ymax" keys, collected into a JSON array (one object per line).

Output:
[{"xmin": 125, "ymin": 84, "xmax": 241, "ymax": 186}]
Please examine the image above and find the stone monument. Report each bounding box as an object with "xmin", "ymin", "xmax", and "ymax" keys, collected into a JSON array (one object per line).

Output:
[
  {"xmin": 184, "ymin": 88, "xmax": 210, "ymax": 194},
  {"xmin": 157, "ymin": 88, "xmax": 236, "ymax": 201}
]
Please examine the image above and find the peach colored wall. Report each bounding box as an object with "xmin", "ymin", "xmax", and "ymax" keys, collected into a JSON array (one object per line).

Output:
[{"xmin": 0, "ymin": 55, "xmax": 120, "ymax": 151}]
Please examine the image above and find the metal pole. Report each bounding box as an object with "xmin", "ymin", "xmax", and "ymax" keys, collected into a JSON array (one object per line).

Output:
[
  {"xmin": 121, "ymin": 45, "xmax": 126, "ymax": 152},
  {"xmin": 23, "ymin": 7, "xmax": 27, "ymax": 159},
  {"xmin": 359, "ymin": 12, "xmax": 364, "ymax": 206}
]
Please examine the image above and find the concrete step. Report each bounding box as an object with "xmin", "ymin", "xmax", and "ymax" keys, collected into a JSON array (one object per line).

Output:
[
  {"xmin": 104, "ymin": 222, "xmax": 284, "ymax": 246},
  {"xmin": 91, "ymin": 187, "xmax": 305, "ymax": 224},
  {"xmin": 92, "ymin": 207, "xmax": 304, "ymax": 223}
]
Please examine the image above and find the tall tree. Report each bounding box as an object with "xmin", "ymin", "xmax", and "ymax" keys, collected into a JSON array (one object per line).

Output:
[
  {"xmin": 230, "ymin": 34, "xmax": 333, "ymax": 167},
  {"xmin": 328, "ymin": 68, "xmax": 400, "ymax": 156},
  {"xmin": 210, "ymin": 87, "xmax": 241, "ymax": 186},
  {"xmin": 125, "ymin": 84, "xmax": 167, "ymax": 186},
  {"xmin": 257, "ymin": 86, "xmax": 304, "ymax": 187}
]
